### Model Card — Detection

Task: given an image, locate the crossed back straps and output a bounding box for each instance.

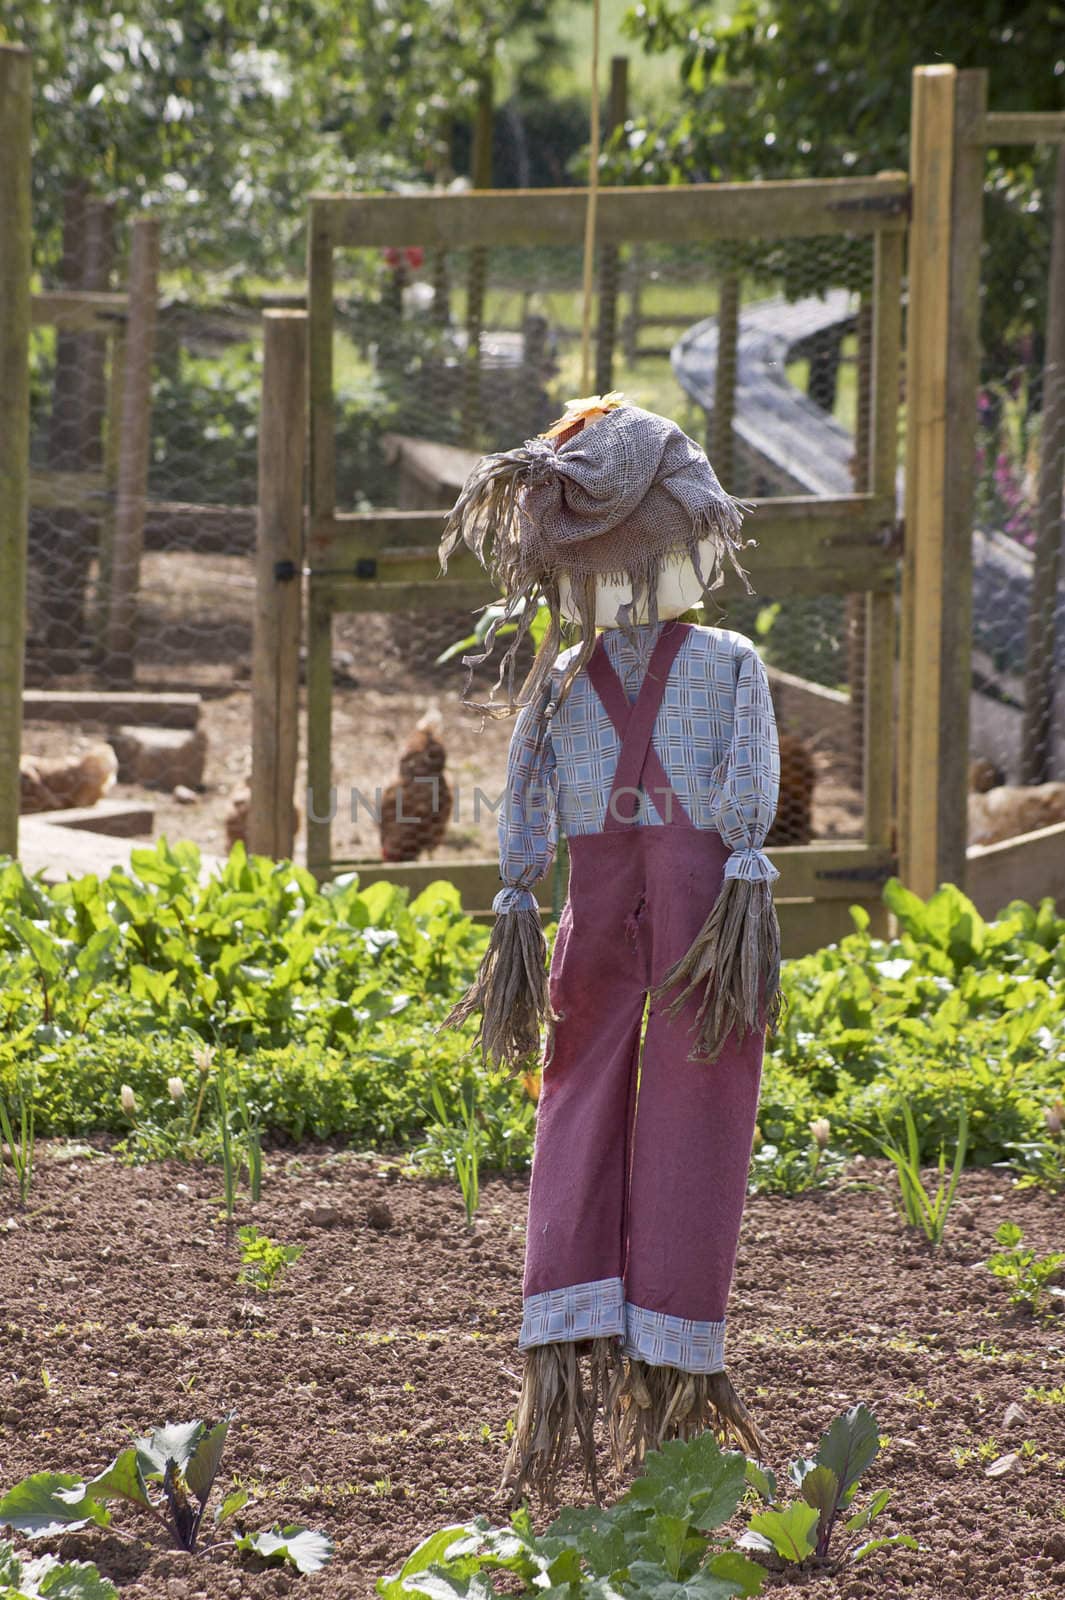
[585,621,694,831]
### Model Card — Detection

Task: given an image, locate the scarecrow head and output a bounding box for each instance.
[439,394,756,718]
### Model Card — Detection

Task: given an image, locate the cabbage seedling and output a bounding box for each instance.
[739,1404,917,1567]
[0,1416,333,1574]
[0,1539,117,1599]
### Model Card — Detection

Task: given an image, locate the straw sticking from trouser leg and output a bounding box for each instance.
[502,1338,625,1508]
[652,876,784,1062]
[440,906,555,1072]
[614,1360,769,1469]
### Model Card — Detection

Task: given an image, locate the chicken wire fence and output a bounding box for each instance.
[18,205,890,867]
[322,230,879,863]
[967,140,1065,837]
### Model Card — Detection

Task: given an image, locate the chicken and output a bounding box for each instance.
[223,779,301,853]
[224,781,251,850]
[19,743,117,813]
[379,709,453,862]
[765,733,817,846]
[968,781,1065,846]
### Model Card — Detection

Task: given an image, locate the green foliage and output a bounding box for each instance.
[237,1225,304,1291]
[619,1,1062,358]
[0,1540,118,1600]
[1,855,1061,1192]
[984,1222,1065,1320]
[0,1417,332,1570]
[863,1098,968,1246]
[423,1080,483,1226]
[0,1067,35,1205]
[0,0,580,276]
[377,1430,764,1596]
[232,1525,334,1574]
[739,1404,916,1566]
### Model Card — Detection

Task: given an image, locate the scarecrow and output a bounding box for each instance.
[439,394,784,1505]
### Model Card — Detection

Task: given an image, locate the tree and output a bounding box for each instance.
[615,0,1064,358]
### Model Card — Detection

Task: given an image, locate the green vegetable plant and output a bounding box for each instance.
[0,1069,35,1205]
[739,1404,917,1569]
[984,1222,1065,1319]
[748,1116,848,1196]
[998,1101,1065,1193]
[237,1225,303,1291]
[863,1097,968,1247]
[377,1429,766,1597]
[0,1415,333,1575]
[0,1539,117,1599]
[425,1079,481,1226]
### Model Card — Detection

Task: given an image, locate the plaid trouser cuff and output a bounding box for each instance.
[518,1277,625,1348]
[622,1303,726,1372]
[518,1281,726,1374]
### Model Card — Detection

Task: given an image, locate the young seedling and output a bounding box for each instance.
[864,1098,968,1247]
[739,1404,917,1568]
[427,1079,481,1226]
[0,1071,36,1206]
[0,1415,333,1575]
[984,1222,1065,1319]
[237,1225,303,1291]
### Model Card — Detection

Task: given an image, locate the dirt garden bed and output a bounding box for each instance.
[2,1147,1063,1598]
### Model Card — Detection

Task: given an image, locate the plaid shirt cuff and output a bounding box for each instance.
[493,886,540,914]
[723,846,779,885]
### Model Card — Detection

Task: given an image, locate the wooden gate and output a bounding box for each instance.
[301,176,907,954]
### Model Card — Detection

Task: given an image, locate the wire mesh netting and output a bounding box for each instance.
[322,230,879,865]
[967,143,1065,848]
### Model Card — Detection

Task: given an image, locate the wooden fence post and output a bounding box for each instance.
[249,311,307,859]
[103,216,160,682]
[594,56,629,395]
[899,65,957,897]
[0,45,32,860]
[711,274,740,487]
[461,72,493,441]
[1020,142,1065,783]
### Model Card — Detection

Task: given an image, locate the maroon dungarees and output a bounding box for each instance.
[520,622,764,1372]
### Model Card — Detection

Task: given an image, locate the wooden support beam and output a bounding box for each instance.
[0,44,32,860]
[249,311,307,859]
[981,113,1065,146]
[711,274,739,485]
[305,587,334,875]
[1020,143,1065,784]
[865,225,905,896]
[594,56,629,395]
[899,65,956,898]
[31,290,129,331]
[102,217,160,682]
[23,689,201,728]
[937,72,987,878]
[313,177,910,250]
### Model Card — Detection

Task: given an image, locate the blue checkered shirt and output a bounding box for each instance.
[493,623,780,913]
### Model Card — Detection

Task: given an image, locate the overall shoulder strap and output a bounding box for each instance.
[586,622,694,829]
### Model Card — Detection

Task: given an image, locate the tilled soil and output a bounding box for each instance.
[2,1148,1063,1598]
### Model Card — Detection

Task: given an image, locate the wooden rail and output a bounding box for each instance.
[0,44,32,859]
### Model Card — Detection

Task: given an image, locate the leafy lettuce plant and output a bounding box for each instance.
[378,1430,767,1597]
[0,1539,117,1599]
[0,1416,332,1575]
[739,1404,916,1568]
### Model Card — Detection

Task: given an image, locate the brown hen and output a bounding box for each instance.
[379,710,453,862]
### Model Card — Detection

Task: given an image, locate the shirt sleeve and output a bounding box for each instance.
[493,692,559,914]
[709,644,781,885]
